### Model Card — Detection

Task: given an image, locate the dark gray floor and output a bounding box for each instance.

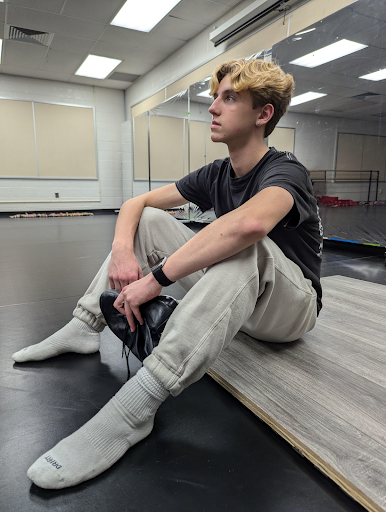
[1,214,385,512]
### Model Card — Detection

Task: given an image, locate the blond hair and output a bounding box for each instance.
[210,58,294,137]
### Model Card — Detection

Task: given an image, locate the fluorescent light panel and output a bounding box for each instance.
[197,89,212,98]
[75,55,122,79]
[360,68,386,81]
[290,92,327,106]
[290,39,367,68]
[295,28,316,35]
[111,0,182,32]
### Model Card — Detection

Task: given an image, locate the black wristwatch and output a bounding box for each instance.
[151,257,175,287]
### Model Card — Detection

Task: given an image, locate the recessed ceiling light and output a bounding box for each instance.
[111,0,182,32]
[289,39,367,68]
[290,92,327,106]
[295,28,316,35]
[359,68,386,81]
[75,55,122,79]
[197,89,212,98]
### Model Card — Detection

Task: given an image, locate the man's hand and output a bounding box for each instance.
[109,246,143,291]
[113,273,162,332]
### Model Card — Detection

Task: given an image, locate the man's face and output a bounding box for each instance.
[208,74,260,146]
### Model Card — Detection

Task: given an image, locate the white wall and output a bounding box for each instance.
[0,74,125,212]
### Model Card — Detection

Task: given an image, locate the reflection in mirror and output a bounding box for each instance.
[188,76,229,223]
[133,91,195,221]
[272,0,386,247]
[133,112,150,195]
[133,91,189,196]
[149,90,189,190]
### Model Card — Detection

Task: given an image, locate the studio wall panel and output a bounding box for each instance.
[190,120,206,172]
[0,99,38,177]
[362,135,386,182]
[268,127,295,153]
[34,103,97,178]
[134,114,149,180]
[150,116,184,181]
[336,133,364,172]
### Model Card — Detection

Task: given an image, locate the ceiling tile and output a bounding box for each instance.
[169,0,231,26]
[152,16,206,42]
[100,25,150,46]
[352,0,386,24]
[109,71,139,82]
[50,34,96,54]
[92,40,169,62]
[114,59,154,76]
[40,48,86,74]
[94,34,185,61]
[69,74,127,90]
[62,0,124,24]
[100,25,185,54]
[359,81,386,96]
[337,102,386,117]
[325,46,386,75]
[343,54,386,79]
[0,64,72,83]
[316,10,377,43]
[7,0,66,14]
[2,40,47,69]
[354,21,386,50]
[7,5,106,40]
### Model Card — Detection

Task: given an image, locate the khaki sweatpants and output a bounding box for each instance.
[73,207,317,396]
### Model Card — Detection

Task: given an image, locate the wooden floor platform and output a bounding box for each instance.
[208,276,386,512]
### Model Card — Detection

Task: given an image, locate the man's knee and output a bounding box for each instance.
[138,207,168,229]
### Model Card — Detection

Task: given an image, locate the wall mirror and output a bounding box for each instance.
[271,0,386,247]
[133,91,189,202]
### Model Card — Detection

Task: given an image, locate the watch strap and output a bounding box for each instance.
[151,258,175,287]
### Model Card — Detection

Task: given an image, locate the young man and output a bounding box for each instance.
[13,58,322,489]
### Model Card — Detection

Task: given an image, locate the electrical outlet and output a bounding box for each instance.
[55,192,59,198]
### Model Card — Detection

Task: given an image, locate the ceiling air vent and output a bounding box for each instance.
[7,26,54,47]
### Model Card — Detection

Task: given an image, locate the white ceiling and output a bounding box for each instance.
[273,0,386,122]
[0,0,244,89]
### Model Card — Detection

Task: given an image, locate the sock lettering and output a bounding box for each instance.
[45,455,62,469]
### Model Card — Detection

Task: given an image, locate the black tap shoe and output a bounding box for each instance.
[100,290,178,379]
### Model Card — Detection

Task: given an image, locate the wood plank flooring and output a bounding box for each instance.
[208,275,386,512]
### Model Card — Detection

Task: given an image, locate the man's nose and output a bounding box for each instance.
[208,97,219,115]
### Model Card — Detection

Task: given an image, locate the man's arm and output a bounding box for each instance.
[162,186,294,282]
[109,184,188,290]
[115,185,295,332]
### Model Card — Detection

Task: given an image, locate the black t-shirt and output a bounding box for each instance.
[176,147,323,314]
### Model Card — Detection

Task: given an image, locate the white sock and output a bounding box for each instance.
[12,318,100,363]
[27,367,169,489]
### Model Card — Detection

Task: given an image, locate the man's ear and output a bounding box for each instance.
[256,104,274,127]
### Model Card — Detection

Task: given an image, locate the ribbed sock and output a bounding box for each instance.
[12,318,100,363]
[27,367,169,489]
